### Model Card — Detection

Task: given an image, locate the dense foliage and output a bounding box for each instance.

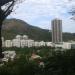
[0,47,75,75]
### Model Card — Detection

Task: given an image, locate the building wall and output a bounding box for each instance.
[5,40,12,47]
[51,18,62,44]
[12,39,20,47]
[62,42,71,49]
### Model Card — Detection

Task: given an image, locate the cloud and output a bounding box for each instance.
[8,0,75,33]
[62,18,75,33]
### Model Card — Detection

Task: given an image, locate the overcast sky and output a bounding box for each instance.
[8,0,75,33]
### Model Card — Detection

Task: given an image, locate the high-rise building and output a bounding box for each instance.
[51,18,62,44]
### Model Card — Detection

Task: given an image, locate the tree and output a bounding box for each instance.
[68,0,75,20]
[0,0,24,58]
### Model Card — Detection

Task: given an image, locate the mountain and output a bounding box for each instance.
[2,19,75,41]
[2,19,51,41]
[63,32,75,41]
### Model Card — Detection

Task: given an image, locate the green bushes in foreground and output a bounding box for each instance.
[0,47,75,75]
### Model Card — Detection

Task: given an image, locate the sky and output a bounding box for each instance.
[7,0,75,33]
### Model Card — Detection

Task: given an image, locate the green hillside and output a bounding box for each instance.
[2,19,51,41]
[2,19,75,41]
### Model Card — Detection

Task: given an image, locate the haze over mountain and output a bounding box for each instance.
[2,19,75,41]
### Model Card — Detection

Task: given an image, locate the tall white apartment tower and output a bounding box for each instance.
[51,18,62,44]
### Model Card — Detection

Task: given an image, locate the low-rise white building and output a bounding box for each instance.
[3,35,75,49]
[46,42,52,47]
[55,44,63,48]
[16,35,22,40]
[23,35,28,40]
[39,41,46,46]
[12,39,20,47]
[27,39,34,47]
[5,40,12,47]
[34,42,40,47]
[62,42,71,49]
[20,40,28,48]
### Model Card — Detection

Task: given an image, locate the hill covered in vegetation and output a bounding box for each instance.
[2,19,75,41]
[2,19,51,41]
